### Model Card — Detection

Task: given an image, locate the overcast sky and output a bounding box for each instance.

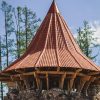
[0,0,100,64]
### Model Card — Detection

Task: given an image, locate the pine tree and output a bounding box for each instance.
[23,7,40,48]
[13,6,22,58]
[0,36,3,100]
[1,1,40,64]
[1,1,15,66]
[77,21,99,60]
[14,6,40,56]
[0,1,40,98]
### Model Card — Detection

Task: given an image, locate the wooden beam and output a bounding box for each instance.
[46,73,49,90]
[82,76,91,81]
[59,72,66,89]
[13,71,87,77]
[15,69,25,73]
[22,72,34,76]
[10,75,20,81]
[76,69,82,73]
[1,73,10,76]
[7,82,16,88]
[0,79,11,82]
[88,72,100,76]
[0,77,10,80]
[10,76,20,81]
[19,75,25,80]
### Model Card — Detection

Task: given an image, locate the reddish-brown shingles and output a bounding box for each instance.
[4,1,100,72]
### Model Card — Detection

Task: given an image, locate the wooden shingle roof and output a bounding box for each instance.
[4,0,100,72]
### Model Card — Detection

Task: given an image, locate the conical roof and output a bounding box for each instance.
[4,1,100,72]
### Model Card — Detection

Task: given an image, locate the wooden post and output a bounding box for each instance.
[83,77,96,96]
[10,76,15,81]
[23,79,30,89]
[68,69,82,94]
[77,76,91,93]
[34,72,40,89]
[19,75,30,89]
[67,74,77,94]
[46,73,49,90]
[15,81,22,90]
[59,73,66,89]
[57,67,60,71]
[10,76,23,90]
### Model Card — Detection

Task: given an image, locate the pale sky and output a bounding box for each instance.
[0,0,100,33]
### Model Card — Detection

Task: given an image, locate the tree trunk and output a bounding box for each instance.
[0,36,3,100]
[5,11,9,66]
[25,7,28,49]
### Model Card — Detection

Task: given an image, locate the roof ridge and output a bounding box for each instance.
[3,1,100,72]
[16,14,51,69]
[48,0,59,13]
[57,14,83,68]
[54,13,61,68]
[60,15,99,71]
[34,14,53,67]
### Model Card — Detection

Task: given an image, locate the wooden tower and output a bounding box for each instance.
[0,0,100,95]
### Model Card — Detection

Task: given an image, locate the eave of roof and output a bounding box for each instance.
[2,0,100,73]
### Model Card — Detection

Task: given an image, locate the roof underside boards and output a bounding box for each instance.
[4,1,100,72]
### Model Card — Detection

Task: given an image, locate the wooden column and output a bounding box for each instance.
[77,76,91,93]
[83,77,96,96]
[68,75,76,93]
[68,69,82,94]
[46,73,49,90]
[34,72,40,89]
[16,81,22,90]
[59,72,66,89]
[19,75,30,89]
[24,80,30,89]
[11,75,24,90]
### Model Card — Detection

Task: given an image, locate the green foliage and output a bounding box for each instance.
[0,1,40,99]
[1,1,15,67]
[77,21,99,60]
[0,1,40,65]
[13,6,40,57]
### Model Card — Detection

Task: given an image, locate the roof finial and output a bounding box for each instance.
[48,0,59,13]
[53,0,55,2]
